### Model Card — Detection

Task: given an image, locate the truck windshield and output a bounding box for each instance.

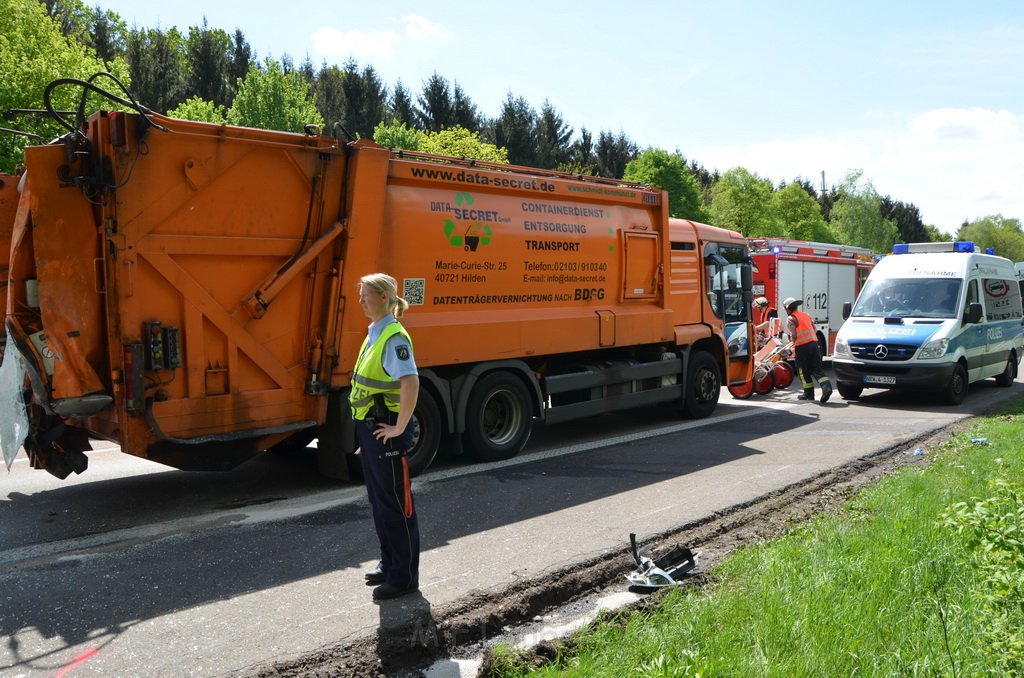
[852,278,962,319]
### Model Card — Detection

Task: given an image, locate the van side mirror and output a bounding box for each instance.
[965,302,983,324]
[842,301,852,320]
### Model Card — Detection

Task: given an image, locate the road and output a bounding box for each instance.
[1,375,1021,677]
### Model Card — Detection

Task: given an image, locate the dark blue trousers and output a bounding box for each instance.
[356,417,419,589]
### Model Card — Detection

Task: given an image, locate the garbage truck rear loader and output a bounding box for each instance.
[4,101,754,480]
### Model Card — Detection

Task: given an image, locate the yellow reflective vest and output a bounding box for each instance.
[349,321,413,421]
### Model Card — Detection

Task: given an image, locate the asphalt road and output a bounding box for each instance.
[2,374,1021,677]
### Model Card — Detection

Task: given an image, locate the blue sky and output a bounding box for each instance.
[96,1,1024,236]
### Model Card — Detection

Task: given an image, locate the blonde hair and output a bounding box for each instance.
[360,273,410,318]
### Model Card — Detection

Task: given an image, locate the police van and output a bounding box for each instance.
[832,242,1024,404]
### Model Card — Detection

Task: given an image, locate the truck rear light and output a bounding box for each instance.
[124,343,145,413]
[145,321,165,370]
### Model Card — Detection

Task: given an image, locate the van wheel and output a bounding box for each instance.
[837,384,862,400]
[995,354,1017,387]
[465,372,532,462]
[682,351,720,419]
[943,363,968,405]
[406,389,442,476]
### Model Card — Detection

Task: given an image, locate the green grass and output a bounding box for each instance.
[487,400,1024,677]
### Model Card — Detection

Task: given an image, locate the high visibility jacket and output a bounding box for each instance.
[756,305,776,326]
[790,310,816,347]
[349,321,413,421]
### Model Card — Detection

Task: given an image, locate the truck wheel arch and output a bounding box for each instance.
[450,360,543,433]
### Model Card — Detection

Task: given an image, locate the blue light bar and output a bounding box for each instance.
[892,243,909,254]
[771,245,781,254]
[955,241,975,252]
[985,247,995,255]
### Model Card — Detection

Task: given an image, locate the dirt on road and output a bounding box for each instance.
[253,423,960,678]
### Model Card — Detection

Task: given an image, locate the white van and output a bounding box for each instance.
[833,242,1024,404]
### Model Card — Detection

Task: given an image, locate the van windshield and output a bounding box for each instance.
[852,278,962,318]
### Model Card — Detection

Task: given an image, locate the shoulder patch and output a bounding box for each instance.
[395,344,410,361]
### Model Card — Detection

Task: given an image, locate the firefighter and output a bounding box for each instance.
[783,297,833,403]
[351,273,421,601]
[752,297,777,348]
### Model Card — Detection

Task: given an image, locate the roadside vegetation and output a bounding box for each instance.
[486,399,1024,677]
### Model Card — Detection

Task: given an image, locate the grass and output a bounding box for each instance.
[486,399,1024,677]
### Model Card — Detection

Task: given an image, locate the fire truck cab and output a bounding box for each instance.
[749,238,874,356]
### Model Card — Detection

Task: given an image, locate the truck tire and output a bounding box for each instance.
[837,383,862,400]
[406,389,442,476]
[995,353,1017,387]
[464,371,532,462]
[942,363,968,405]
[682,351,720,419]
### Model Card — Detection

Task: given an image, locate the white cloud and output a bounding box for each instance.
[401,14,450,41]
[693,107,1024,235]
[309,14,449,62]
[310,26,399,58]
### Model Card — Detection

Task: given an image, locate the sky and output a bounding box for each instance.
[93,1,1024,236]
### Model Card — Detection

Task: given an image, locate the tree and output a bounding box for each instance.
[226,58,323,133]
[828,170,899,253]
[493,93,537,167]
[313,63,346,133]
[338,59,387,139]
[372,121,422,150]
[881,196,929,244]
[186,19,233,109]
[415,72,454,132]
[0,0,129,171]
[451,81,480,131]
[389,80,415,126]
[955,215,1024,261]
[227,28,253,100]
[568,126,597,175]
[88,7,127,66]
[42,0,92,45]
[167,96,225,123]
[126,25,188,113]
[623,149,706,221]
[771,182,832,241]
[707,167,774,236]
[535,100,572,170]
[595,131,637,179]
[418,126,508,163]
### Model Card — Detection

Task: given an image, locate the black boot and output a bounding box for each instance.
[798,389,814,401]
[820,382,833,404]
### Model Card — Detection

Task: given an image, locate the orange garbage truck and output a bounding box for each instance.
[2,84,755,480]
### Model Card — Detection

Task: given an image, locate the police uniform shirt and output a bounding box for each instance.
[365,314,418,380]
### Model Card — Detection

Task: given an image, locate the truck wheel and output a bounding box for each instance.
[465,372,532,462]
[682,351,720,419]
[942,363,968,405]
[995,354,1017,387]
[406,389,442,476]
[837,384,862,400]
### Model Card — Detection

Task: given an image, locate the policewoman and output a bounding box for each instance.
[783,297,833,404]
[351,273,420,601]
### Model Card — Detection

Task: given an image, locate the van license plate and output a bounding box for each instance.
[865,375,896,385]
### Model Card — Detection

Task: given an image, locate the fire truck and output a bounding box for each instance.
[749,238,875,356]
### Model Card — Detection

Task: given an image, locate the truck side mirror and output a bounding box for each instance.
[842,301,852,320]
[740,264,753,292]
[965,302,983,324]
